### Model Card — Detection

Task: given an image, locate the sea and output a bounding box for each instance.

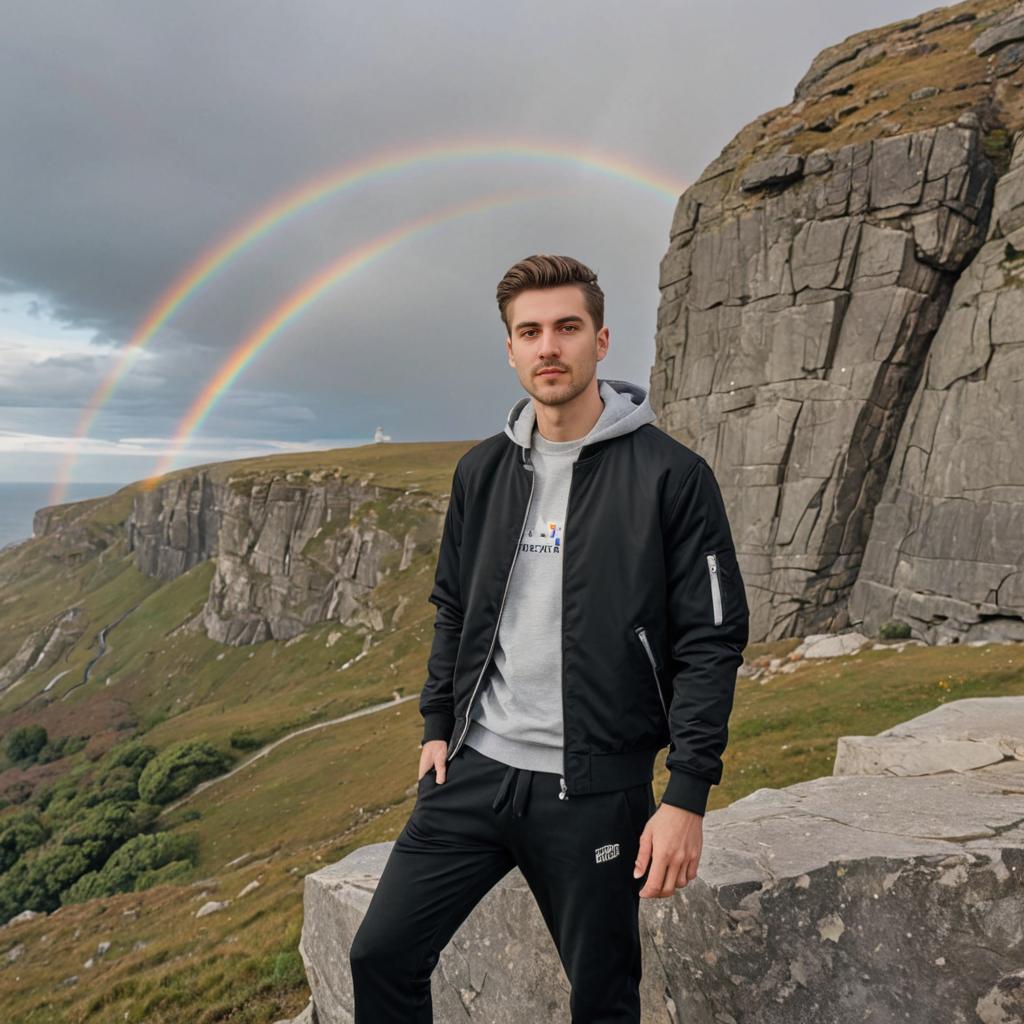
[0,482,122,551]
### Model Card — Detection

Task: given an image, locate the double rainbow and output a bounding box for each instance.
[139,187,557,488]
[51,138,686,503]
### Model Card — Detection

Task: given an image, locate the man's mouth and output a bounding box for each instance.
[537,368,565,377]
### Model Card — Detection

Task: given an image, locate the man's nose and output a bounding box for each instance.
[537,329,561,355]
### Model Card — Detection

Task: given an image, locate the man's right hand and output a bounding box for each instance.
[418,739,449,784]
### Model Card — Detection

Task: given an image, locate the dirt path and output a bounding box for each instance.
[159,692,420,816]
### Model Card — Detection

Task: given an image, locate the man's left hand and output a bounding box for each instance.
[633,803,703,898]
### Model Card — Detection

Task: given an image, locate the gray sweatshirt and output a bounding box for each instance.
[463,378,658,773]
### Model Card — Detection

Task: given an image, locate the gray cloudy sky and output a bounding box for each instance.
[0,0,928,485]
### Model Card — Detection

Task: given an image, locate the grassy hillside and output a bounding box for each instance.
[0,440,1022,1023]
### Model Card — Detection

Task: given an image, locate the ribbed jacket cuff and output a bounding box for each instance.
[660,769,711,816]
[421,711,455,746]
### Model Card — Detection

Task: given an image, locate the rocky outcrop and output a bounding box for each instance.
[28,497,120,565]
[128,468,446,645]
[0,607,86,695]
[650,2,1024,644]
[847,128,1024,644]
[300,693,1024,1024]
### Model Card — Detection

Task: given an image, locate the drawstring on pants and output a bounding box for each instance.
[491,764,534,817]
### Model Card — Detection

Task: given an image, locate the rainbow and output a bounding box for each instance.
[140,188,557,489]
[50,138,685,506]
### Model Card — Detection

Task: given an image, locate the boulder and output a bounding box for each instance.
[299,697,1024,1023]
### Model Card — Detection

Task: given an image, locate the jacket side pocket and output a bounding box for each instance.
[706,552,723,626]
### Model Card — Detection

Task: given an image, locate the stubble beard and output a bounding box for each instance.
[529,364,595,408]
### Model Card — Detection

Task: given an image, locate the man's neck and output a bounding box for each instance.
[533,382,604,442]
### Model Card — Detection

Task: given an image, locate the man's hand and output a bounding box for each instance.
[418,739,449,784]
[633,803,703,898]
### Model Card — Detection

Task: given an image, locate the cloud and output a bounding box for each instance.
[0,428,367,461]
[0,0,931,474]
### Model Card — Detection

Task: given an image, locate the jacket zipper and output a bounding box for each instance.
[446,451,536,763]
[634,625,669,726]
[707,552,723,626]
[558,461,579,801]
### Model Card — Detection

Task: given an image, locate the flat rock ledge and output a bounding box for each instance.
[295,697,1024,1023]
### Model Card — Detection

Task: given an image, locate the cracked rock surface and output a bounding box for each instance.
[847,128,1024,645]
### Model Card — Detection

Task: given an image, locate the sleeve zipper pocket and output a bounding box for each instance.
[634,625,669,725]
[706,553,723,626]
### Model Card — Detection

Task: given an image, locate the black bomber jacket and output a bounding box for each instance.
[418,396,750,817]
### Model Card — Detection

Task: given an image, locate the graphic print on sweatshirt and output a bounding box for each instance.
[521,513,563,555]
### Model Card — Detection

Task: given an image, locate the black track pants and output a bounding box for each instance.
[349,742,657,1023]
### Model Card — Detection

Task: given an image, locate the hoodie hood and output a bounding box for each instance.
[504,377,657,450]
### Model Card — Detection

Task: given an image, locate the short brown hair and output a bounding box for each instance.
[496,254,604,335]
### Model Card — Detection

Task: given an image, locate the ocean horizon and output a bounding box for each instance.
[0,481,123,550]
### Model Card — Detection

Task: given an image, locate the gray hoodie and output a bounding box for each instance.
[463,378,658,774]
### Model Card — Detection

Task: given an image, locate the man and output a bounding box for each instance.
[350,254,749,1022]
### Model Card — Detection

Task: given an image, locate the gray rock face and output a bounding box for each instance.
[972,3,1024,56]
[127,469,446,646]
[651,121,996,642]
[128,472,221,580]
[847,129,1024,645]
[739,153,804,192]
[835,696,1024,775]
[302,696,1024,1023]
[0,606,85,695]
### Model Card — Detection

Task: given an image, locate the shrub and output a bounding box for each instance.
[0,811,50,872]
[37,769,91,822]
[266,948,306,990]
[879,619,912,640]
[89,765,146,806]
[137,740,232,805]
[64,735,89,757]
[0,843,92,921]
[35,735,71,764]
[5,724,48,763]
[57,800,141,865]
[102,739,156,773]
[229,727,273,751]
[61,831,199,903]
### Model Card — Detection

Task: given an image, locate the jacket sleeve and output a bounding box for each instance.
[419,460,466,746]
[659,456,750,816]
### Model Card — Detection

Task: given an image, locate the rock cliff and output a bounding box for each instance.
[651,0,1024,644]
[125,467,446,645]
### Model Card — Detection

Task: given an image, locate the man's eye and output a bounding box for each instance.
[562,325,577,332]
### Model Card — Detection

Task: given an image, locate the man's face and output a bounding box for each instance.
[505,284,609,406]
